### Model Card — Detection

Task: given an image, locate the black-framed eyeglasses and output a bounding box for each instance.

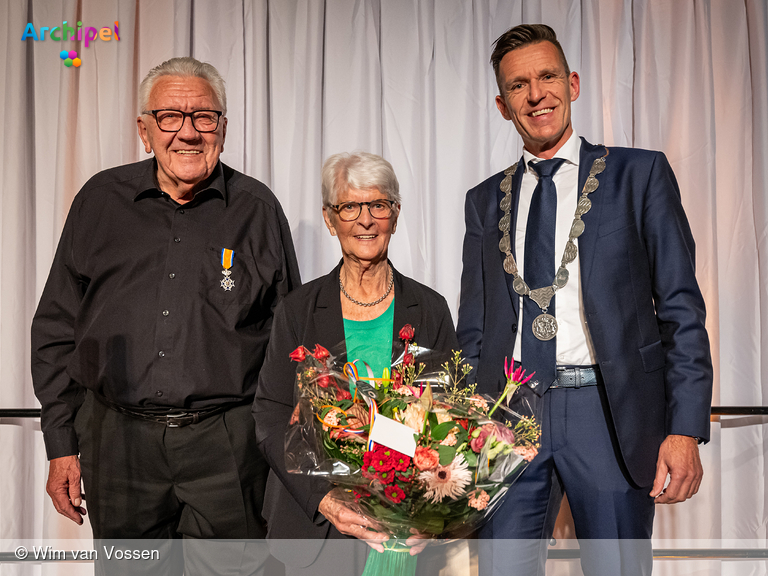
[143,109,223,133]
[329,199,395,222]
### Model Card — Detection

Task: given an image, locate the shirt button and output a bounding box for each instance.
[169,273,176,279]
[179,209,185,215]
[158,351,165,357]
[156,391,163,397]
[174,237,181,243]
[511,323,518,333]
[162,310,169,316]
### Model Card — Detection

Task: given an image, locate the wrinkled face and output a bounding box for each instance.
[137,76,227,195]
[495,41,580,159]
[323,188,399,265]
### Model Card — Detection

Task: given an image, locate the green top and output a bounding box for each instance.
[343,298,395,382]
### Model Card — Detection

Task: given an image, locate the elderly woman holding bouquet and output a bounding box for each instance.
[252,152,459,575]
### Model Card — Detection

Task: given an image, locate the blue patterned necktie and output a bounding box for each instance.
[523,158,566,393]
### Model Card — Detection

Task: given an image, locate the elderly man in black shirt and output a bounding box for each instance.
[31,57,300,573]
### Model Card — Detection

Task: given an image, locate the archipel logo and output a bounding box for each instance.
[21,21,120,67]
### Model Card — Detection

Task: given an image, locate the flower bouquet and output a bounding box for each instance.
[284,325,541,576]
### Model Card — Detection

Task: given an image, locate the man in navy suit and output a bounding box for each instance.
[457,24,712,576]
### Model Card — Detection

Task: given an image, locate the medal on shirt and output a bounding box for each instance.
[496,151,610,341]
[220,248,235,291]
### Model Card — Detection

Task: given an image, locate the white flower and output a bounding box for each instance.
[419,453,472,503]
[440,432,458,446]
[402,404,426,432]
[435,411,453,424]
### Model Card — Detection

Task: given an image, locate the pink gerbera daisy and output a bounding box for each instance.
[418,453,471,503]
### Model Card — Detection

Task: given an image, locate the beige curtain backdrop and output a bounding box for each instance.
[1,0,767,574]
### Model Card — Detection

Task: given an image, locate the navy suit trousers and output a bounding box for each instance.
[479,382,655,576]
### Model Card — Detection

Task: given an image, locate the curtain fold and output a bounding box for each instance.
[2,1,766,573]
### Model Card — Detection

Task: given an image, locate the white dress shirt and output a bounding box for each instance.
[512,131,597,367]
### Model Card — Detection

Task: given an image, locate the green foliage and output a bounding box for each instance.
[322,434,344,461]
[464,450,478,467]
[437,444,457,466]
[431,421,459,441]
[380,397,408,416]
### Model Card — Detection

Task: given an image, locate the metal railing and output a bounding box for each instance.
[3,407,768,418]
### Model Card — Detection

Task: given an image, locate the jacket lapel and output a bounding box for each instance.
[500,158,525,319]
[314,262,419,355]
[576,138,608,289]
[313,261,347,353]
[392,264,420,343]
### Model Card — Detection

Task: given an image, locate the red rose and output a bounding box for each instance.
[289,346,308,362]
[396,468,416,482]
[354,487,371,500]
[372,451,395,472]
[413,446,439,471]
[392,451,411,472]
[375,469,396,484]
[312,344,330,361]
[399,324,415,341]
[393,370,403,389]
[316,374,330,388]
[403,352,414,366]
[335,388,352,401]
[362,452,377,479]
[362,466,376,479]
[384,485,406,503]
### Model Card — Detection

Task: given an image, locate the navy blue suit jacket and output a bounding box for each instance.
[456,138,712,487]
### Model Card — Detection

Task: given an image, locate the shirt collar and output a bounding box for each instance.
[522,130,580,170]
[134,159,228,205]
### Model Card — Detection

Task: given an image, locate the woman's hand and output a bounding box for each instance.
[318,491,389,552]
[404,528,432,555]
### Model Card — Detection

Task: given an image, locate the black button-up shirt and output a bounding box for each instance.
[32,159,301,459]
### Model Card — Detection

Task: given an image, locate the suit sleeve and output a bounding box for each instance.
[275,205,302,299]
[456,190,485,383]
[31,197,87,460]
[433,295,460,353]
[252,300,331,522]
[642,153,713,441]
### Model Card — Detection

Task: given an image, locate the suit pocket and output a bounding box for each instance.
[597,212,636,237]
[639,340,665,373]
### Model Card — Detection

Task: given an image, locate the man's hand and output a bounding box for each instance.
[46,455,86,524]
[650,434,702,504]
[318,491,389,552]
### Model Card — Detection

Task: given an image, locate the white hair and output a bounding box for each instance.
[321,152,401,206]
[138,57,227,114]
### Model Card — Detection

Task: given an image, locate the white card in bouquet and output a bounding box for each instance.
[369,414,417,457]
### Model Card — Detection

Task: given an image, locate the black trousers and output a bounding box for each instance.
[75,391,272,575]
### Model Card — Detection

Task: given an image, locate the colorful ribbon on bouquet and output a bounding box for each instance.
[344,362,380,450]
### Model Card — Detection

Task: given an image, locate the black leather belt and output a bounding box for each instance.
[95,395,243,428]
[549,366,600,389]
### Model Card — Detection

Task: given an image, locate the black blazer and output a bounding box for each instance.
[456,138,713,487]
[253,261,458,566]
